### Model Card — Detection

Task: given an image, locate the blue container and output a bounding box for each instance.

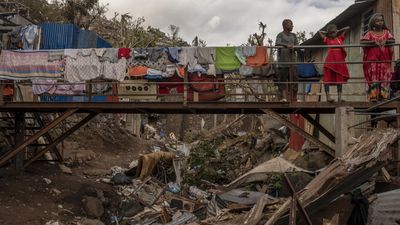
[297,64,319,78]
[40,23,79,49]
[77,30,97,48]
[96,36,112,48]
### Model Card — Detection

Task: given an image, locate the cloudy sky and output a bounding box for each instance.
[98,0,354,46]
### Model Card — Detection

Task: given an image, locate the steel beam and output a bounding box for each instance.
[301,114,335,143]
[24,112,97,168]
[0,109,78,167]
[33,112,63,162]
[262,109,335,157]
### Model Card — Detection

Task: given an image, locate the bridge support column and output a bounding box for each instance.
[335,107,354,157]
[14,112,25,171]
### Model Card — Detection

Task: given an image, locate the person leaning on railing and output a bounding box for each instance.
[360,13,395,102]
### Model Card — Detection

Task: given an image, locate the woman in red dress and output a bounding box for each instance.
[319,24,350,102]
[361,13,395,101]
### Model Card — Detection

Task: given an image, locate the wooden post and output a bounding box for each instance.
[335,107,355,157]
[14,112,25,171]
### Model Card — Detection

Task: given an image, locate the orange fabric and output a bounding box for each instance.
[3,85,14,96]
[128,66,148,77]
[177,66,185,78]
[246,46,269,67]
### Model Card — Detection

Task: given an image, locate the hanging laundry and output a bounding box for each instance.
[167,47,181,63]
[144,68,165,80]
[164,64,177,78]
[128,66,149,78]
[195,47,216,64]
[102,48,118,63]
[246,46,268,67]
[118,48,131,59]
[235,47,246,65]
[147,48,164,62]
[65,51,102,82]
[32,79,85,95]
[188,64,207,74]
[188,73,219,92]
[48,50,64,61]
[0,50,63,80]
[22,25,39,50]
[215,47,241,71]
[64,49,79,58]
[239,65,254,76]
[158,74,184,95]
[102,58,127,81]
[243,46,257,57]
[179,47,198,70]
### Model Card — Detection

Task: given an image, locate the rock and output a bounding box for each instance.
[120,199,144,217]
[82,196,104,218]
[43,178,52,185]
[81,218,105,225]
[111,172,132,185]
[59,164,73,175]
[50,188,62,196]
[45,221,64,225]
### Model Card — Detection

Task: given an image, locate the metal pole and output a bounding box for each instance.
[14,112,25,171]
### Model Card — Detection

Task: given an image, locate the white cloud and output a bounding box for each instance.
[99,0,353,46]
[207,16,221,30]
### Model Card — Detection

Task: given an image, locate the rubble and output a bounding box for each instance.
[265,128,400,225]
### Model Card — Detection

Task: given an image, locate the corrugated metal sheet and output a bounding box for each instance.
[96,36,112,48]
[77,29,97,48]
[368,189,400,225]
[40,23,79,49]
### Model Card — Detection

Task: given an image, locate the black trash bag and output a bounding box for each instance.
[347,189,369,225]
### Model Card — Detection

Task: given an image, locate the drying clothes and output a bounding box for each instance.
[64,49,79,59]
[92,83,111,94]
[167,47,181,63]
[164,64,177,78]
[243,46,257,57]
[95,48,106,58]
[0,50,63,80]
[158,74,184,95]
[133,48,148,59]
[102,48,118,63]
[65,51,102,82]
[102,58,127,81]
[147,48,164,62]
[48,50,64,61]
[188,64,207,74]
[133,51,168,71]
[145,68,164,80]
[235,47,246,64]
[195,47,216,64]
[32,79,85,95]
[128,66,149,77]
[239,65,254,76]
[118,48,131,59]
[22,25,39,50]
[246,46,268,67]
[179,47,198,70]
[215,47,241,71]
[207,64,216,76]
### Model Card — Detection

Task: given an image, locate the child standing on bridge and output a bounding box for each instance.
[361,13,395,101]
[319,24,350,102]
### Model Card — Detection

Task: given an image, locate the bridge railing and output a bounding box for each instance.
[1,43,399,104]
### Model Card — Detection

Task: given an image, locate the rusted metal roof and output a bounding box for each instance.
[302,0,377,45]
[368,189,400,225]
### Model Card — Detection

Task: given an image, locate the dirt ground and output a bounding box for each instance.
[0,116,154,225]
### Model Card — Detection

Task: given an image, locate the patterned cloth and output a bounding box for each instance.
[0,50,63,80]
